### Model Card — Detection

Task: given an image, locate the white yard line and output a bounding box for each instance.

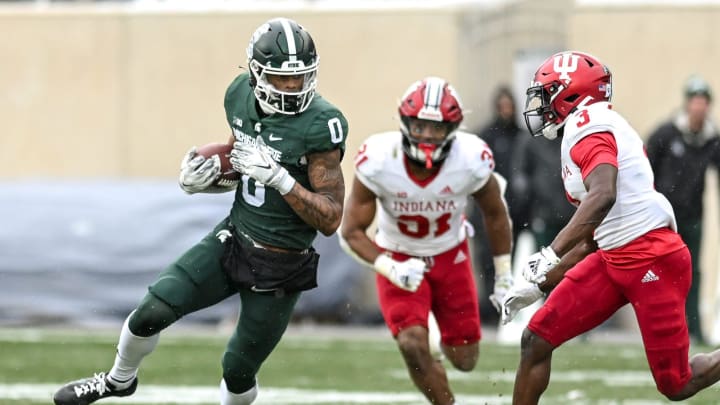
[0,383,511,404]
[4,382,697,404]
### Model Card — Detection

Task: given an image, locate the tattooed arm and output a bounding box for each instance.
[283,149,345,236]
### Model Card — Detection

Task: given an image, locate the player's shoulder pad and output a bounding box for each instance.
[224,72,250,105]
[563,101,617,144]
[454,130,491,154]
[453,131,496,181]
[354,131,399,180]
[302,95,349,154]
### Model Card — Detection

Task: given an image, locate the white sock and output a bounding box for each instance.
[220,379,258,405]
[107,311,159,387]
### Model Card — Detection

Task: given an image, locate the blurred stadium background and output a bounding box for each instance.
[1,0,719,403]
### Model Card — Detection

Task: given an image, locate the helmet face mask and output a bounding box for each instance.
[524,81,566,140]
[398,77,464,169]
[401,118,457,169]
[523,51,612,140]
[246,18,319,115]
[250,66,318,114]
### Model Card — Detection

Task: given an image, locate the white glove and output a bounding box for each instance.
[374,254,427,292]
[489,273,514,313]
[522,246,560,284]
[488,254,513,313]
[229,136,296,195]
[500,281,545,325]
[179,147,221,194]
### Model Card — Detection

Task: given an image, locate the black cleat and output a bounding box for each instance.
[53,372,137,405]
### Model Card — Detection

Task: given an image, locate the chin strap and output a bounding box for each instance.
[542,123,560,140]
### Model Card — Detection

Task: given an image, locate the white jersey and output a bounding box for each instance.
[355,131,495,256]
[561,102,676,250]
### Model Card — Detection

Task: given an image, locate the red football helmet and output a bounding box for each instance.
[398,77,464,168]
[524,51,612,139]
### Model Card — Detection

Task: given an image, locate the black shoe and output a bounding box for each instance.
[53,372,138,405]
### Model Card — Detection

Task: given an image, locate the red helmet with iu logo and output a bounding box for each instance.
[399,77,464,168]
[524,51,612,140]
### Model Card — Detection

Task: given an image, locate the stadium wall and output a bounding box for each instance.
[1,0,719,337]
[2,1,718,173]
[0,1,571,180]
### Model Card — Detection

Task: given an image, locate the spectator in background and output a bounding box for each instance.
[510,132,575,251]
[646,75,720,345]
[468,85,529,324]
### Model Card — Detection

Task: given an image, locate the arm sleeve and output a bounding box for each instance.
[569,132,618,180]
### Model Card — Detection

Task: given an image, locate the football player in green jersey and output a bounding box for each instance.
[53,17,348,405]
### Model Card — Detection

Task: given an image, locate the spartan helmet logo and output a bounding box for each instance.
[216,229,232,243]
[553,53,580,82]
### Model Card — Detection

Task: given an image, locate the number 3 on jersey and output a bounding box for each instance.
[398,213,451,238]
[577,109,590,127]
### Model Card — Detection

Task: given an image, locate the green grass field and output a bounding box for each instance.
[0,326,717,404]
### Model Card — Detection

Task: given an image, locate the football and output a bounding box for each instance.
[196,142,241,182]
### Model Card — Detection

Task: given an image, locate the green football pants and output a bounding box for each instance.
[130,218,301,393]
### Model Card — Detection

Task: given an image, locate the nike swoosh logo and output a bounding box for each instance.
[250,285,277,293]
[268,134,283,141]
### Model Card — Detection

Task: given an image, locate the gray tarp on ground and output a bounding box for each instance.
[0,180,374,326]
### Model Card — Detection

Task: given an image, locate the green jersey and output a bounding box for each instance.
[224,73,348,250]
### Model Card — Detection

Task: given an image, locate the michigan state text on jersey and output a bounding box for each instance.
[224,72,347,250]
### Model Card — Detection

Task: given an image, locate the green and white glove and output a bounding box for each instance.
[229,136,295,195]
